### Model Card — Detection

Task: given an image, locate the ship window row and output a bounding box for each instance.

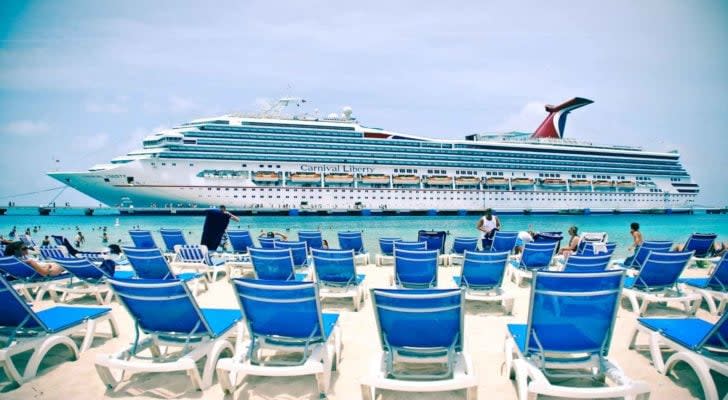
[394,168,419,173]
[427,169,446,174]
[571,174,587,179]
[539,173,561,178]
[456,170,477,175]
[158,152,689,177]
[241,121,357,131]
[183,134,681,167]
[486,171,505,176]
[164,145,685,174]
[199,125,360,137]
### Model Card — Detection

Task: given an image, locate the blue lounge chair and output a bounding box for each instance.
[681,233,718,260]
[680,253,728,315]
[562,254,612,272]
[217,279,341,397]
[274,240,310,269]
[0,256,69,302]
[393,241,427,251]
[159,228,188,253]
[505,270,650,400]
[361,288,477,400]
[223,230,255,277]
[0,275,117,386]
[227,230,254,254]
[122,247,208,293]
[392,249,438,288]
[337,230,370,265]
[622,251,701,316]
[258,237,278,249]
[375,237,401,266]
[249,247,307,281]
[579,241,617,256]
[620,240,673,268]
[312,248,366,310]
[532,231,563,251]
[171,244,228,282]
[128,230,157,249]
[39,245,68,261]
[445,237,479,266]
[52,257,134,304]
[453,250,513,314]
[508,241,558,286]
[298,230,324,251]
[96,278,242,391]
[417,230,447,253]
[490,230,519,253]
[629,312,728,400]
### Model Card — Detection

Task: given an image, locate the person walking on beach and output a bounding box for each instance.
[476,208,501,249]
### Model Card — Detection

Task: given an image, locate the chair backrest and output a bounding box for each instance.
[227,230,254,253]
[394,249,439,288]
[698,311,728,352]
[39,245,69,260]
[533,231,563,244]
[109,278,220,338]
[683,233,718,258]
[579,242,617,256]
[705,253,728,291]
[633,251,693,291]
[630,240,673,268]
[0,256,40,280]
[159,229,187,253]
[524,270,624,357]
[417,230,447,253]
[337,231,365,253]
[0,275,47,331]
[232,278,326,342]
[129,230,157,249]
[274,241,308,268]
[175,244,211,264]
[55,257,108,281]
[298,231,324,250]
[378,237,401,256]
[122,247,175,279]
[51,235,80,256]
[520,242,558,269]
[372,288,463,352]
[80,251,105,263]
[393,241,427,251]
[459,250,510,289]
[563,254,612,272]
[311,248,357,285]
[258,237,278,249]
[249,247,296,280]
[580,231,608,243]
[451,237,479,255]
[490,231,519,253]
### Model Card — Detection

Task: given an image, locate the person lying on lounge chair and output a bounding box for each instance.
[5,241,65,276]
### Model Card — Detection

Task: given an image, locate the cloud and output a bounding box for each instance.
[168,95,198,113]
[84,101,127,113]
[492,101,547,133]
[0,120,50,136]
[79,132,110,151]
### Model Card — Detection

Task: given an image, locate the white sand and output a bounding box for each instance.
[1,262,724,400]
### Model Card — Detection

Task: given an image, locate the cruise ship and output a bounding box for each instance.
[49,97,699,214]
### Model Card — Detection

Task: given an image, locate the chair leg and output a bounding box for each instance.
[628,326,640,350]
[24,335,79,381]
[2,354,25,385]
[664,351,720,400]
[648,331,666,373]
[360,384,375,400]
[466,385,478,400]
[80,319,98,352]
[201,339,234,389]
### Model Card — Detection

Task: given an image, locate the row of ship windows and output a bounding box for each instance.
[199,194,687,202]
[158,153,688,176]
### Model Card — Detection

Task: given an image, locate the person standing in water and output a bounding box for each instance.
[476,208,501,250]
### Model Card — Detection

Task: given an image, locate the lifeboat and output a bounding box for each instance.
[289,172,321,184]
[485,177,509,187]
[454,176,480,186]
[510,178,535,188]
[540,178,567,189]
[325,173,354,184]
[592,180,614,190]
[616,180,636,191]
[392,174,420,185]
[425,176,452,186]
[568,179,592,189]
[252,171,280,182]
[360,174,390,185]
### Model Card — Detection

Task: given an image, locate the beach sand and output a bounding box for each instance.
[1,261,725,400]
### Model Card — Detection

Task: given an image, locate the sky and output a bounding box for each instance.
[0,1,727,207]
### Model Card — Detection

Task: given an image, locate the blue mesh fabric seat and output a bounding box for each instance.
[128,230,158,249]
[509,242,557,286]
[361,288,477,399]
[562,254,612,272]
[622,251,700,316]
[0,275,117,386]
[532,231,563,251]
[222,230,255,277]
[417,230,447,253]
[312,249,366,310]
[159,228,188,253]
[258,237,277,249]
[298,231,324,251]
[490,231,519,253]
[337,231,370,265]
[249,247,307,281]
[446,237,480,266]
[453,251,513,314]
[679,252,728,315]
[217,279,341,397]
[0,256,70,302]
[122,247,208,293]
[274,240,310,269]
[227,230,254,254]
[505,270,649,399]
[578,241,617,256]
[393,249,438,288]
[393,241,427,251]
[171,244,227,282]
[39,245,68,261]
[621,240,673,268]
[682,233,718,259]
[375,237,401,266]
[53,257,133,304]
[630,311,728,400]
[96,278,242,391]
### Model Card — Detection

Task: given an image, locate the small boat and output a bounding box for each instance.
[454,176,480,186]
[616,180,636,191]
[568,179,591,189]
[540,178,567,189]
[592,180,614,190]
[289,172,322,184]
[510,178,535,188]
[253,171,280,182]
[485,177,509,187]
[360,174,390,185]
[425,176,452,186]
[324,173,354,184]
[392,174,420,185]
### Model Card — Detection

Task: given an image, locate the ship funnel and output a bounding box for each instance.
[531,97,593,139]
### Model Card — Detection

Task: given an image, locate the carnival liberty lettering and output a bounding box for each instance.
[300,164,375,173]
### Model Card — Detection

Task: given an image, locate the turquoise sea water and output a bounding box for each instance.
[2,211,728,258]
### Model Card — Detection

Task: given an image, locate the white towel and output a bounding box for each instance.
[592,242,608,254]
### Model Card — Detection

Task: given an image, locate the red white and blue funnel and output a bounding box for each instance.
[531,97,593,139]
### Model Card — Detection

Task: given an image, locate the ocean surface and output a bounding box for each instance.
[2,209,728,258]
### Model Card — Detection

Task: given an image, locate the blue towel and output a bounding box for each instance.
[201,209,231,251]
